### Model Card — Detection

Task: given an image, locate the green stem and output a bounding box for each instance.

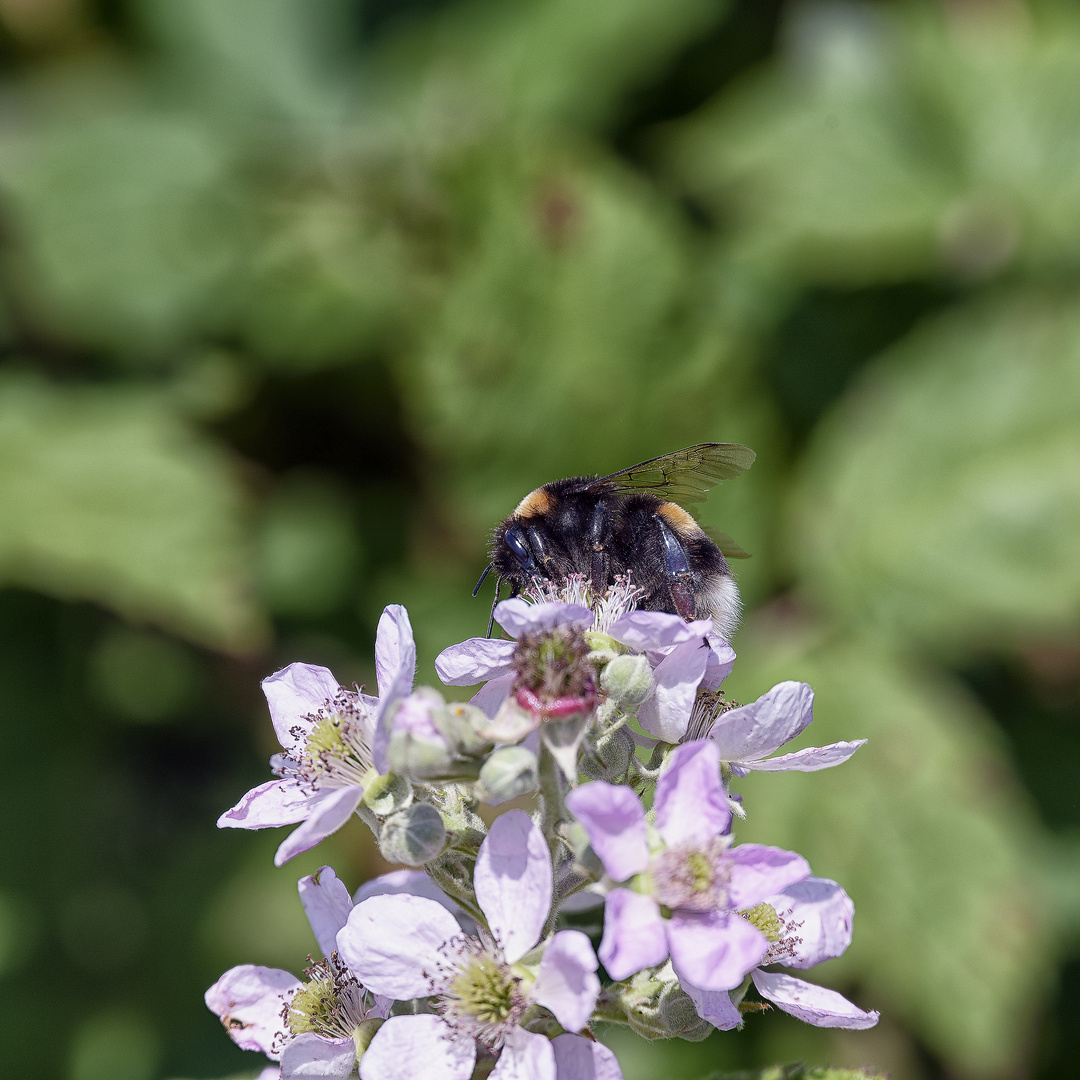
[538,741,567,936]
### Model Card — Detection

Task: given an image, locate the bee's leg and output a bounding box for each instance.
[524,523,558,580]
[589,502,608,589]
[486,575,503,637]
[656,517,697,620]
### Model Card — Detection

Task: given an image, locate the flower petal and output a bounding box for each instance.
[700,634,736,691]
[531,930,600,1033]
[359,1015,474,1080]
[770,877,854,968]
[747,740,867,772]
[205,964,300,1058]
[470,672,515,719]
[751,970,879,1029]
[274,786,365,867]
[607,612,711,651]
[636,638,710,742]
[709,682,813,763]
[667,910,768,992]
[551,1034,624,1080]
[374,605,416,700]
[337,894,460,999]
[217,778,312,830]
[263,664,341,750]
[474,810,551,963]
[354,868,476,934]
[372,606,416,772]
[435,638,517,685]
[298,866,354,958]
[490,1026,556,1080]
[725,844,810,910]
[495,598,593,637]
[281,1033,356,1079]
[565,783,649,882]
[681,979,742,1031]
[599,889,667,981]
[654,741,730,848]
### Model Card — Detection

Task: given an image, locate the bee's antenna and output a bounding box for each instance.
[486,575,503,638]
[473,563,493,597]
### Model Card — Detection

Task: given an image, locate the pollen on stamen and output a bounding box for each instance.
[430,931,528,1051]
[522,573,643,633]
[290,690,374,792]
[284,954,378,1044]
[652,837,731,913]
[739,903,803,965]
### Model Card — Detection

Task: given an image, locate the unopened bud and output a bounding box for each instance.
[435,702,495,758]
[362,769,412,815]
[478,746,539,804]
[595,724,635,775]
[378,803,446,866]
[621,962,712,1041]
[600,653,653,708]
[387,689,455,779]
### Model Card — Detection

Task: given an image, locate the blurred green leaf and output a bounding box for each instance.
[0,372,265,652]
[703,1067,886,1080]
[0,99,247,356]
[724,619,1052,1078]
[668,3,1080,285]
[401,138,777,565]
[791,290,1080,654]
[371,0,726,136]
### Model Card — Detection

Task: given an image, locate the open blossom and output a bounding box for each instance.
[683,876,880,1032]
[336,810,605,1080]
[435,595,734,744]
[206,867,389,1079]
[217,606,415,865]
[686,680,866,774]
[566,740,810,992]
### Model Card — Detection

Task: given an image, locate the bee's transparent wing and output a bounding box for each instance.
[574,443,756,506]
[704,527,751,559]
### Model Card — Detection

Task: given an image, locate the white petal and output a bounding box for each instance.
[470,672,515,718]
[435,638,516,685]
[751,970,879,1029]
[263,664,340,750]
[495,598,593,636]
[359,1015,474,1080]
[531,930,600,1033]
[474,810,552,963]
[709,682,813,763]
[681,979,742,1031]
[337,894,460,999]
[280,1033,355,1079]
[298,866,354,958]
[273,786,365,867]
[769,877,853,968]
[551,1034,624,1080]
[217,777,312,829]
[746,740,866,772]
[372,606,417,772]
[635,638,709,743]
[490,1026,555,1080]
[205,965,300,1058]
[598,889,667,981]
[653,740,729,848]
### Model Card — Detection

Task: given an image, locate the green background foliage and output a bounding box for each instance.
[0,2,1076,1079]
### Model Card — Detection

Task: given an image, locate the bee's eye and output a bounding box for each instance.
[504,525,538,571]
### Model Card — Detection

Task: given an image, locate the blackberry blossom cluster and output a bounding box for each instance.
[209,582,877,1080]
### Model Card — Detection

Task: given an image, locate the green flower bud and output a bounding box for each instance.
[478,746,539,804]
[387,689,456,780]
[362,769,412,815]
[595,724,635,776]
[600,653,653,708]
[434,701,495,758]
[378,802,447,865]
[621,962,713,1041]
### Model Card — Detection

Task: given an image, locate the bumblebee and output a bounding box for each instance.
[474,443,755,638]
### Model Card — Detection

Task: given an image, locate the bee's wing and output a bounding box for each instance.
[573,443,756,506]
[704,527,752,559]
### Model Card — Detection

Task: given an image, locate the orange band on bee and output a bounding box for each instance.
[514,487,555,518]
[657,501,704,538]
